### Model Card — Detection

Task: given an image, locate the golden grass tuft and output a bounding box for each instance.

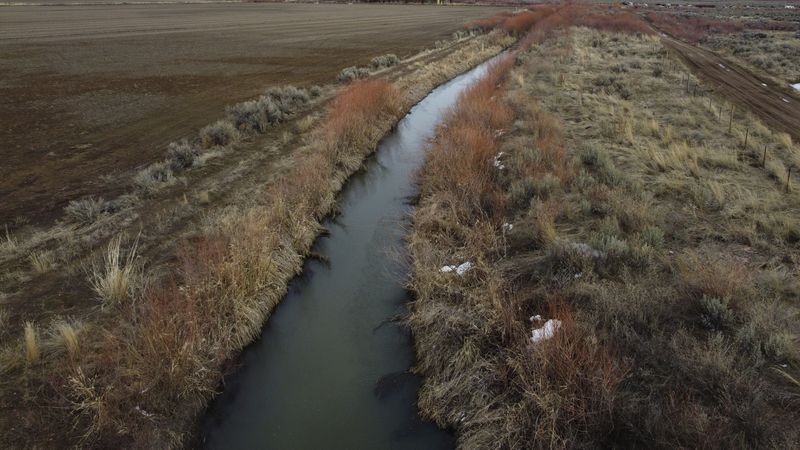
[89,236,138,306]
[28,250,53,274]
[24,321,40,365]
[54,321,80,357]
[0,227,17,255]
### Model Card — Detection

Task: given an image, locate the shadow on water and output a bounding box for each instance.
[200,54,504,450]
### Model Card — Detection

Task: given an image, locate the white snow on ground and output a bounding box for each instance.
[792,83,800,92]
[782,97,791,103]
[493,152,505,170]
[440,261,473,275]
[718,63,726,69]
[531,319,562,343]
[455,261,472,275]
[761,83,767,87]
[502,222,514,232]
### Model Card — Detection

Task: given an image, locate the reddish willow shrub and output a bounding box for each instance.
[574,10,653,35]
[501,7,557,37]
[421,56,514,219]
[646,12,743,42]
[466,11,512,32]
[319,79,402,159]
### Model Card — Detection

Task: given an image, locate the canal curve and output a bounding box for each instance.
[202,54,502,450]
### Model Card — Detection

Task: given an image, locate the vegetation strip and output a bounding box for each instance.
[409,6,799,449]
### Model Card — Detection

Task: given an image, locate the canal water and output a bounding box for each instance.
[202,55,501,450]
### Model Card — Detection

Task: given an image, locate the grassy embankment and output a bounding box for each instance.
[0,28,514,448]
[409,7,799,449]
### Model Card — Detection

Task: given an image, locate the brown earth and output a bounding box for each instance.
[663,36,800,143]
[0,2,502,227]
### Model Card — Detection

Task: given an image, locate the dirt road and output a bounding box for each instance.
[664,36,800,142]
[0,3,503,226]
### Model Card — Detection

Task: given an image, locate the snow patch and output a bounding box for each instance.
[493,152,506,170]
[761,83,767,87]
[792,83,800,92]
[717,63,726,69]
[782,97,791,103]
[440,261,473,276]
[531,319,562,343]
[502,222,514,232]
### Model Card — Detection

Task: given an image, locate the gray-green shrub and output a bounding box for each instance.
[199,120,239,148]
[64,197,111,225]
[134,161,174,192]
[370,54,400,70]
[167,140,199,172]
[337,66,370,83]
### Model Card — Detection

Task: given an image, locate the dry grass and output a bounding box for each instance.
[410,23,626,447]
[0,227,17,256]
[53,321,80,357]
[410,14,800,449]
[28,250,53,274]
[23,322,39,365]
[89,236,138,306]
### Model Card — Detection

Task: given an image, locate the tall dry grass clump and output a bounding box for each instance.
[89,236,138,306]
[54,321,80,357]
[23,322,39,365]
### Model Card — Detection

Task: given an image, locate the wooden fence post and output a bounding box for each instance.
[728,105,734,133]
[787,166,792,192]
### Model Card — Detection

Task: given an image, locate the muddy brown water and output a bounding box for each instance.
[200,55,503,449]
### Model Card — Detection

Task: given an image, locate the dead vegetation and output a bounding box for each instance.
[409,10,799,449]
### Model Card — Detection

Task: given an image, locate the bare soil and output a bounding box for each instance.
[0,3,502,226]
